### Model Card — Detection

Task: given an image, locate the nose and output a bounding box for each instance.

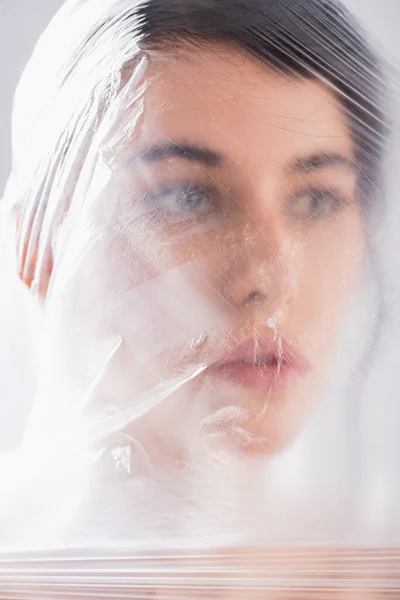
[223,214,294,318]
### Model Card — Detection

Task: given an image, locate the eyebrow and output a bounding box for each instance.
[137,142,223,168]
[135,143,356,175]
[287,152,356,173]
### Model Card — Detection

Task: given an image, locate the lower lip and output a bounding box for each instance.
[207,360,295,392]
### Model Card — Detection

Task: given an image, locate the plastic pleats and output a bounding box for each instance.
[1,0,400,597]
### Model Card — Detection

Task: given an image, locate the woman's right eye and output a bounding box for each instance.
[146,183,217,218]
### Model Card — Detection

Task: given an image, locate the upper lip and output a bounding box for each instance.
[208,335,308,372]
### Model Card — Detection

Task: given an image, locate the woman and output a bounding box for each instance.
[2,1,399,598]
[2,0,389,547]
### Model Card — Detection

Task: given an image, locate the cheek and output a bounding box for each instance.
[54,232,234,393]
[290,211,365,356]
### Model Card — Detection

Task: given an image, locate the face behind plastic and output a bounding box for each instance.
[1,0,399,597]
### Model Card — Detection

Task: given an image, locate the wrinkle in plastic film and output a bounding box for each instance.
[1,0,400,597]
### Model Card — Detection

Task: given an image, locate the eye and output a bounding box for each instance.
[288,187,349,221]
[147,183,217,217]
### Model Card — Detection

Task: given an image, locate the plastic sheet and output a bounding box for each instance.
[1,0,400,597]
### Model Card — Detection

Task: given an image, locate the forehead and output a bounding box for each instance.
[137,43,353,166]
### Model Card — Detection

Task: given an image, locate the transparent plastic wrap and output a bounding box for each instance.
[1,0,400,597]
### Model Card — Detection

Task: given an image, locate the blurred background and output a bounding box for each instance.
[0,0,399,453]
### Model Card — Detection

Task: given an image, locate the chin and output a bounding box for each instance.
[196,373,321,459]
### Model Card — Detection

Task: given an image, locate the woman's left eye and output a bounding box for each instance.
[288,187,349,221]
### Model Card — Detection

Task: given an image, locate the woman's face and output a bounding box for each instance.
[42,44,364,461]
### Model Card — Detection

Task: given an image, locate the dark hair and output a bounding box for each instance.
[9,0,388,290]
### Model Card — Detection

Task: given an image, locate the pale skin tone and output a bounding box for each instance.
[25,43,365,464]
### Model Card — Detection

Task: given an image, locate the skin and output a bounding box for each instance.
[28,43,365,465]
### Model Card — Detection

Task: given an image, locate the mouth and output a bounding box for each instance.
[206,336,308,393]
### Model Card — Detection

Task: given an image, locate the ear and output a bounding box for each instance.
[12,205,54,301]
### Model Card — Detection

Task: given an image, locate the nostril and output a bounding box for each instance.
[243,290,266,306]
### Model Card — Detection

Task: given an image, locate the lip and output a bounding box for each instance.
[206,335,308,392]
